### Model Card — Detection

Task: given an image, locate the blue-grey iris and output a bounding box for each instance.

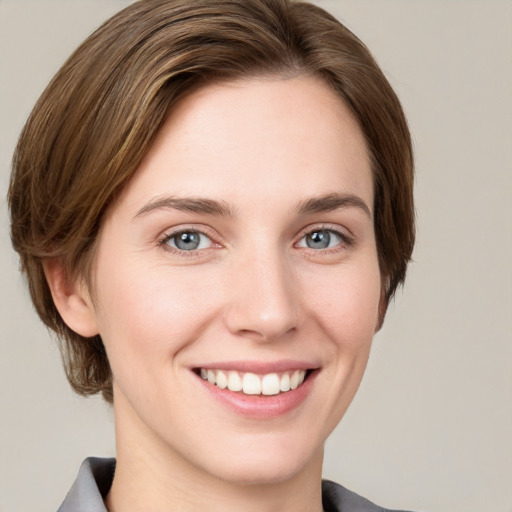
[175,232,201,250]
[306,230,331,249]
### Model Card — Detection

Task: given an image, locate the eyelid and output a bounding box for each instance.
[157,224,222,256]
[294,223,355,249]
[167,231,212,251]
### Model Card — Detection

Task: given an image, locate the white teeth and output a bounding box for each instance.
[199,368,308,395]
[216,370,228,389]
[290,370,300,390]
[290,370,306,390]
[227,371,242,392]
[261,373,280,395]
[242,373,261,395]
[280,373,291,392]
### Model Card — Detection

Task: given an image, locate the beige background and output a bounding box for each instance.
[1,1,511,511]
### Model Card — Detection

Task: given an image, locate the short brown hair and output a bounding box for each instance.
[8,0,414,402]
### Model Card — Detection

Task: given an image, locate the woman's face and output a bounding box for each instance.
[88,76,382,484]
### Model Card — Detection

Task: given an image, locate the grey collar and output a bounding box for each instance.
[57,457,415,512]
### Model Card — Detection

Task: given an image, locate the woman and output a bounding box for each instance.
[8,0,415,511]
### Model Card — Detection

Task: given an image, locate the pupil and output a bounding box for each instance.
[176,232,200,250]
[307,230,330,249]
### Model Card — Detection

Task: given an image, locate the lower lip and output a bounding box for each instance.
[195,370,318,419]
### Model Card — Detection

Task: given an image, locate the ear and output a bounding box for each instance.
[374,282,388,333]
[43,259,99,337]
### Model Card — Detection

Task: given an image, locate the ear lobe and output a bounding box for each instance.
[43,259,99,338]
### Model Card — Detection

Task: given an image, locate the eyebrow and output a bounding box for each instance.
[134,196,235,219]
[297,192,372,219]
[133,192,371,220]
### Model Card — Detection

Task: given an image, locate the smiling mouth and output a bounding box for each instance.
[196,368,311,396]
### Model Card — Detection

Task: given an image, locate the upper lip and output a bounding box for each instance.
[192,360,319,374]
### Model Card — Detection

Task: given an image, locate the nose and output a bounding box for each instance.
[223,249,299,342]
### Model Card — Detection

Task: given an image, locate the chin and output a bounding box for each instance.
[213,462,308,487]
[198,438,323,486]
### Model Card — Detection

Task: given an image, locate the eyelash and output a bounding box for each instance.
[295,224,355,253]
[157,226,219,258]
[157,224,354,258]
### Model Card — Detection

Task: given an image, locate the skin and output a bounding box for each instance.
[49,75,384,512]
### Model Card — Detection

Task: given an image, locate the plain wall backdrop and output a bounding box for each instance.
[0,1,511,511]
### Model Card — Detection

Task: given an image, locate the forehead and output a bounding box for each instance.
[118,75,373,214]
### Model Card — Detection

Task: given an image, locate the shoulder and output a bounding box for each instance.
[322,480,418,512]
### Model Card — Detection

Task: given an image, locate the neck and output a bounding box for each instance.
[106,394,324,512]
[106,455,324,512]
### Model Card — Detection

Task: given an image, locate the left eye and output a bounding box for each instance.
[164,231,212,251]
[297,229,342,250]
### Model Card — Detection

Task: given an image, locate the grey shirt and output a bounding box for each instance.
[57,458,415,512]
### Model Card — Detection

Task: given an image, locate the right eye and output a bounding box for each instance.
[297,229,343,250]
[161,230,213,252]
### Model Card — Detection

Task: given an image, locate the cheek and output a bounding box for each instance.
[93,257,223,372]
[300,258,382,347]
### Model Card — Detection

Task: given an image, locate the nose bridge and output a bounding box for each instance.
[223,242,299,341]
